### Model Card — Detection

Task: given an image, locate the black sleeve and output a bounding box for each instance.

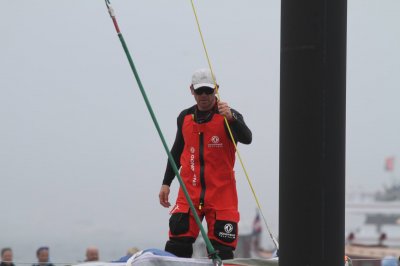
[225,108,252,144]
[162,111,186,186]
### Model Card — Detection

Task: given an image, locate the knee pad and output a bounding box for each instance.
[165,237,195,258]
[210,240,234,260]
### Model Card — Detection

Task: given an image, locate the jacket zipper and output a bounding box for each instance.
[199,132,206,210]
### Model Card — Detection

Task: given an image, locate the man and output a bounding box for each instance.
[1,248,15,266]
[85,247,99,262]
[32,247,54,266]
[159,68,252,259]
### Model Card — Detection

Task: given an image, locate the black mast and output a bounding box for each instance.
[279,0,347,265]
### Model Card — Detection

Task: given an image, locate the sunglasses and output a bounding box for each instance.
[194,87,215,95]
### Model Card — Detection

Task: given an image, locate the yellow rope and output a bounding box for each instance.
[189,0,279,250]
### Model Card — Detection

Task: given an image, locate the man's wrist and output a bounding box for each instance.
[228,111,238,122]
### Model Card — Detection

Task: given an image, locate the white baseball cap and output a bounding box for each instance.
[191,68,217,89]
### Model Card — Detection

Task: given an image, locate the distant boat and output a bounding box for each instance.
[345,181,400,266]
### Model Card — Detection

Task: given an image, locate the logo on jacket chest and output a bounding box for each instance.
[208,135,223,148]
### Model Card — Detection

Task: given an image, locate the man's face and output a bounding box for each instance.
[2,250,12,262]
[37,250,49,263]
[191,86,216,111]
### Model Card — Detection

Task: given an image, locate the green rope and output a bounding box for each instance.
[105,1,221,264]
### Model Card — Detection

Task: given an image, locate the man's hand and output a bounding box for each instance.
[159,184,171,208]
[218,101,233,121]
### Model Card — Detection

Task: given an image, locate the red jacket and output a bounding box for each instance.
[177,113,238,211]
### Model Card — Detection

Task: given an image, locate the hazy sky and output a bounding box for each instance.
[1,0,399,264]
